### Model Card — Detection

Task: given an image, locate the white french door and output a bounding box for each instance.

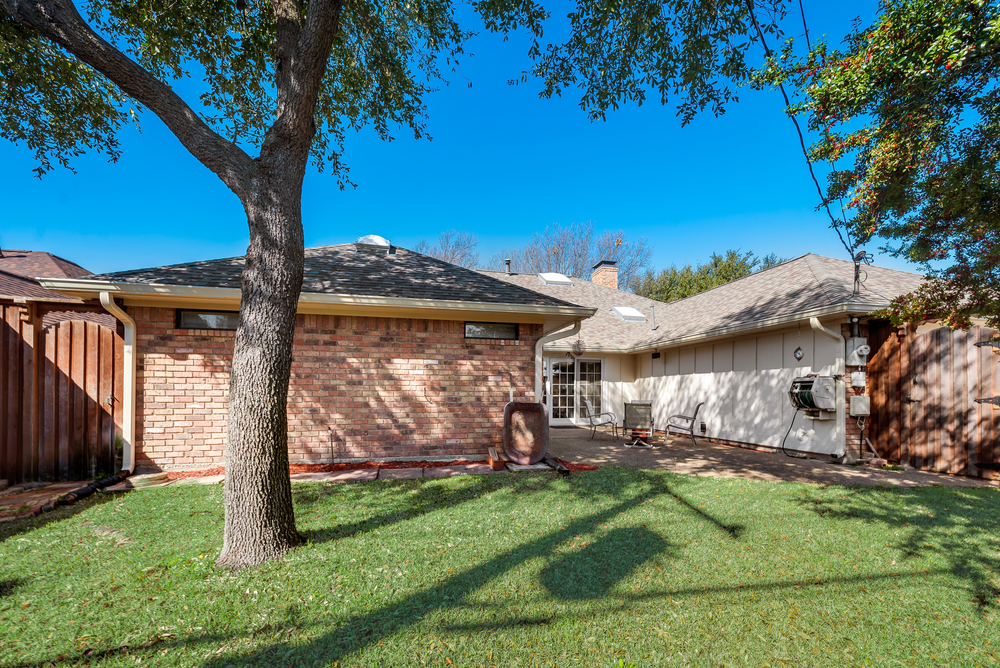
[543,357,604,425]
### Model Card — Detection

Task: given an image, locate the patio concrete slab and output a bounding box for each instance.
[290,470,378,483]
[550,426,998,489]
[378,468,423,479]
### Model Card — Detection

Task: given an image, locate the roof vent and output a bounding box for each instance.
[538,272,573,286]
[355,234,394,255]
[612,306,647,322]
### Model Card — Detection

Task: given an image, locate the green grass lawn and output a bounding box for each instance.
[1,468,998,667]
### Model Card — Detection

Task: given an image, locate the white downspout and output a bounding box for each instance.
[100,292,136,473]
[810,317,846,458]
[534,321,582,405]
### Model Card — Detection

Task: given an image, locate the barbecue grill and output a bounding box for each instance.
[623,400,653,449]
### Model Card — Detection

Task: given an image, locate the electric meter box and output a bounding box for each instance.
[846,337,871,366]
[849,396,871,416]
[789,376,838,417]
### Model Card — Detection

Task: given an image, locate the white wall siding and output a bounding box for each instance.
[618,320,845,455]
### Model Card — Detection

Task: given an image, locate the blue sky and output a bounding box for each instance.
[1,1,904,278]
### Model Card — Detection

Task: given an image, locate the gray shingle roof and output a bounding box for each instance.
[486,254,928,351]
[479,270,662,350]
[629,254,926,349]
[87,244,581,309]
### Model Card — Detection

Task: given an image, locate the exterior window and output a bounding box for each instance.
[176,310,240,330]
[465,322,518,340]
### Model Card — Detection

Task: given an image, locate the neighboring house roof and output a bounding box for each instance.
[479,270,662,351]
[0,249,91,279]
[0,269,79,301]
[0,268,116,330]
[489,253,928,353]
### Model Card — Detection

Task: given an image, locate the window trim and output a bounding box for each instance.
[464,321,519,341]
[175,309,241,331]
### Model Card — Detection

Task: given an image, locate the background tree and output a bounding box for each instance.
[632,249,783,302]
[413,230,479,268]
[486,221,652,290]
[1,0,783,566]
[760,0,1000,330]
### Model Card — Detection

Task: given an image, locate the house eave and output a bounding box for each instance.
[624,301,886,354]
[36,277,596,322]
[541,300,888,355]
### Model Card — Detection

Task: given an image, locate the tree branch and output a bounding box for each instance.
[260,0,342,162]
[1,0,256,196]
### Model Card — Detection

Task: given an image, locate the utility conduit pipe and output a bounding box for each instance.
[534,321,582,405]
[100,292,137,474]
[810,317,847,458]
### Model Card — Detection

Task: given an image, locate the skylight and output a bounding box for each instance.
[612,306,647,322]
[538,272,573,286]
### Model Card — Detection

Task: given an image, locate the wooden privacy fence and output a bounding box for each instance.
[1,303,123,484]
[868,324,1000,478]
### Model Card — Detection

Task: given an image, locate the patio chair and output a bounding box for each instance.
[583,399,618,440]
[666,402,704,446]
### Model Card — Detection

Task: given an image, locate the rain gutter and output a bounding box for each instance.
[535,321,583,404]
[810,316,847,458]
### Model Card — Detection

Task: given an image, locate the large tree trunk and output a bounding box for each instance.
[216,168,305,568]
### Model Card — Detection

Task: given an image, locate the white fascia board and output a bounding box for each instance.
[37,277,596,319]
[539,301,889,355]
[623,302,885,354]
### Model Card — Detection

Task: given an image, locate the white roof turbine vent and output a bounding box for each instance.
[355,234,395,255]
[612,306,647,322]
[538,272,573,286]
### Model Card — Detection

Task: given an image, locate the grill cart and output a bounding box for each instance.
[623,400,654,449]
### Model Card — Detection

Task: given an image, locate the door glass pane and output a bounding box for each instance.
[578,360,603,415]
[551,361,575,419]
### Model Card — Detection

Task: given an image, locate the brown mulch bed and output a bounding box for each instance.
[166,460,477,480]
[553,458,600,472]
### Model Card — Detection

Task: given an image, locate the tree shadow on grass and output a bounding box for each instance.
[0,578,24,598]
[203,471,745,667]
[539,526,672,600]
[294,468,656,545]
[792,485,1000,613]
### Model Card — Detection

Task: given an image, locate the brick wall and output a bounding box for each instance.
[842,322,870,459]
[131,307,541,469]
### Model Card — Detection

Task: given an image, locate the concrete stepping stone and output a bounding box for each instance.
[378,468,423,479]
[424,464,497,478]
[290,470,378,483]
[506,463,553,472]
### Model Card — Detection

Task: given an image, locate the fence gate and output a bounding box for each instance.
[868,324,999,477]
[1,303,123,484]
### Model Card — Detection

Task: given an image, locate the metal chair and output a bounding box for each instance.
[666,402,705,445]
[583,399,618,440]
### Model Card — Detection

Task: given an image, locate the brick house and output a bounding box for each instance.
[40,240,594,472]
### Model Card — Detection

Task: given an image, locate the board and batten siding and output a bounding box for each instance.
[618,321,844,454]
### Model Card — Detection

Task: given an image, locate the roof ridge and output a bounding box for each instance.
[802,254,851,304]
[478,269,663,308]
[630,252,809,310]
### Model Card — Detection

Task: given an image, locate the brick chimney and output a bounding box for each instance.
[591,260,618,290]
